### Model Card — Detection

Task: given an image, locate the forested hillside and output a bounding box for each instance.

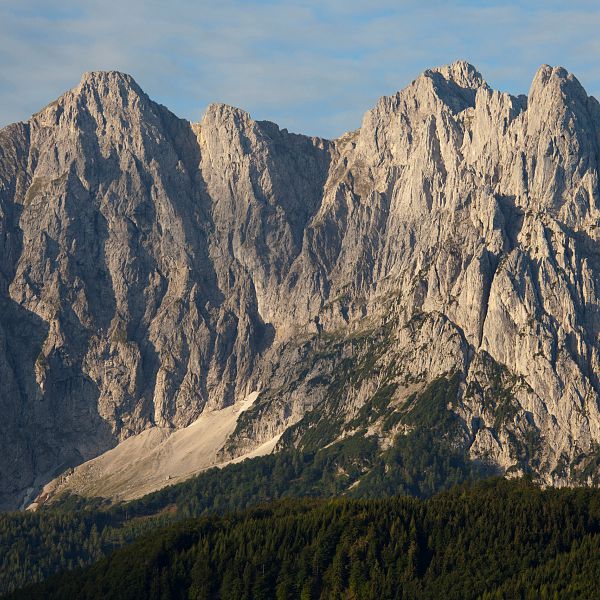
[6,479,600,599]
[0,376,494,595]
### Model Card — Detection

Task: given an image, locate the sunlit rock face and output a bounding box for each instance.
[3,61,600,508]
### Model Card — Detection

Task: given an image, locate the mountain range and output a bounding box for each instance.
[2,60,600,510]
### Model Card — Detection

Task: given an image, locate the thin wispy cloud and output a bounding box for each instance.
[2,1,600,138]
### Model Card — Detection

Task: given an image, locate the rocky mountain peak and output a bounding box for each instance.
[4,61,600,510]
[202,102,252,126]
[198,102,257,153]
[77,70,143,94]
[529,64,587,99]
[427,59,486,90]
[34,70,149,125]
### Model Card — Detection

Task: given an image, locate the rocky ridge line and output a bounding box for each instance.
[1,61,600,507]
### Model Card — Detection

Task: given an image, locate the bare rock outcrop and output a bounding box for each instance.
[3,61,600,507]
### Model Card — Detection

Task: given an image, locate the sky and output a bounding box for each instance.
[2,0,600,139]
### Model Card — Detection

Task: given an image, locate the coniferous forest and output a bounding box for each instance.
[5,478,600,599]
[1,378,600,598]
[0,377,495,596]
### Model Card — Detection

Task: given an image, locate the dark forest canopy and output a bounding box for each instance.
[5,478,600,600]
[1,378,597,598]
[0,376,496,595]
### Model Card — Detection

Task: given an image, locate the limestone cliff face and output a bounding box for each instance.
[2,61,600,508]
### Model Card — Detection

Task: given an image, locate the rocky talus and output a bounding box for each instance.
[2,61,600,508]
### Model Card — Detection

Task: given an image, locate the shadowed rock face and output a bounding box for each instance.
[3,61,600,508]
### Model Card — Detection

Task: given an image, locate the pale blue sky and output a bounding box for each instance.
[2,1,600,138]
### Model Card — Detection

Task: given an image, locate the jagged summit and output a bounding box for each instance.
[427,60,487,90]
[533,64,574,85]
[78,70,140,87]
[31,69,159,133]
[529,63,589,102]
[200,102,255,134]
[68,70,149,109]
